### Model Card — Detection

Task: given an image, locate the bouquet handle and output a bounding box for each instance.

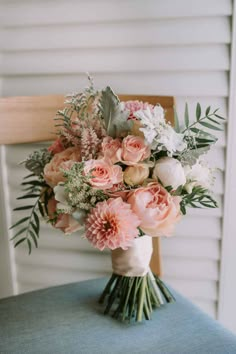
[99,236,175,322]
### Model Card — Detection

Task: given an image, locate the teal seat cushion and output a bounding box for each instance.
[1,277,236,354]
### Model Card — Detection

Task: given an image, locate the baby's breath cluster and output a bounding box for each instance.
[63,162,108,211]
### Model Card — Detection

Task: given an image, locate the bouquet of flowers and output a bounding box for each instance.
[11,77,224,322]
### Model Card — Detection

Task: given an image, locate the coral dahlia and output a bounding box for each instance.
[85,197,140,251]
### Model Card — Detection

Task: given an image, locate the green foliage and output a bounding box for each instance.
[182,104,225,146]
[10,174,50,254]
[179,186,218,215]
[23,149,52,176]
[99,86,131,138]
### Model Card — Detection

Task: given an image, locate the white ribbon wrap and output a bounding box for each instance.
[111,235,153,277]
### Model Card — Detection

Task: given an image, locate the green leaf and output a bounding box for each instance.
[38,201,45,217]
[13,205,34,211]
[21,180,44,186]
[14,238,26,248]
[205,106,211,116]
[172,185,183,196]
[180,203,186,215]
[23,173,35,180]
[184,103,189,128]
[29,230,38,247]
[10,217,30,230]
[100,86,120,138]
[195,137,216,144]
[206,117,221,125]
[30,222,38,236]
[214,114,225,120]
[11,227,28,240]
[33,212,40,232]
[199,121,223,131]
[17,194,40,200]
[195,144,211,148]
[196,103,201,121]
[174,107,180,133]
[27,239,32,254]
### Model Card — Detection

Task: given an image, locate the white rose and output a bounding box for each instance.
[153,157,186,189]
[184,160,215,193]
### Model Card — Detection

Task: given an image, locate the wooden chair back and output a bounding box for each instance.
[0,94,175,276]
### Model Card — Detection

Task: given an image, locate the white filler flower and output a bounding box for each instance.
[184,160,215,193]
[134,105,187,154]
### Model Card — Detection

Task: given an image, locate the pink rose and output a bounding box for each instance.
[101,136,122,163]
[44,147,81,187]
[116,135,150,165]
[48,138,64,155]
[84,159,123,190]
[127,182,181,237]
[47,197,82,234]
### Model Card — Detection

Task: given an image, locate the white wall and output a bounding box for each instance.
[0,0,234,326]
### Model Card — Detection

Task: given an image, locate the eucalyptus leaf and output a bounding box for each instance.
[100,86,120,137]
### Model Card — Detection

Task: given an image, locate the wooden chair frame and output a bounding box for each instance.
[0,94,175,277]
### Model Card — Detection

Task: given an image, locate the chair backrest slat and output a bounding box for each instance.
[0,94,174,144]
[0,94,175,277]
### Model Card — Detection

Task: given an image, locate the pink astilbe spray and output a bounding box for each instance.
[85,197,140,250]
[81,127,100,160]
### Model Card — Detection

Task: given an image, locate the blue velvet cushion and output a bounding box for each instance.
[1,277,236,354]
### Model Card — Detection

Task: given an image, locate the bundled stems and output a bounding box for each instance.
[99,271,175,323]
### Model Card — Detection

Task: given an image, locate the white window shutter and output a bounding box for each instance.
[0,0,234,324]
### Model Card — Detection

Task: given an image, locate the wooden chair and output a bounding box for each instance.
[0,93,175,277]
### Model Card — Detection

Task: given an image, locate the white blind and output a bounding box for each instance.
[0,0,232,319]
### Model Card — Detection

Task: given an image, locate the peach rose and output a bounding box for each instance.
[124,164,150,186]
[84,159,123,190]
[101,136,122,163]
[44,147,81,187]
[47,197,82,234]
[116,135,150,165]
[127,182,181,237]
[47,138,64,155]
